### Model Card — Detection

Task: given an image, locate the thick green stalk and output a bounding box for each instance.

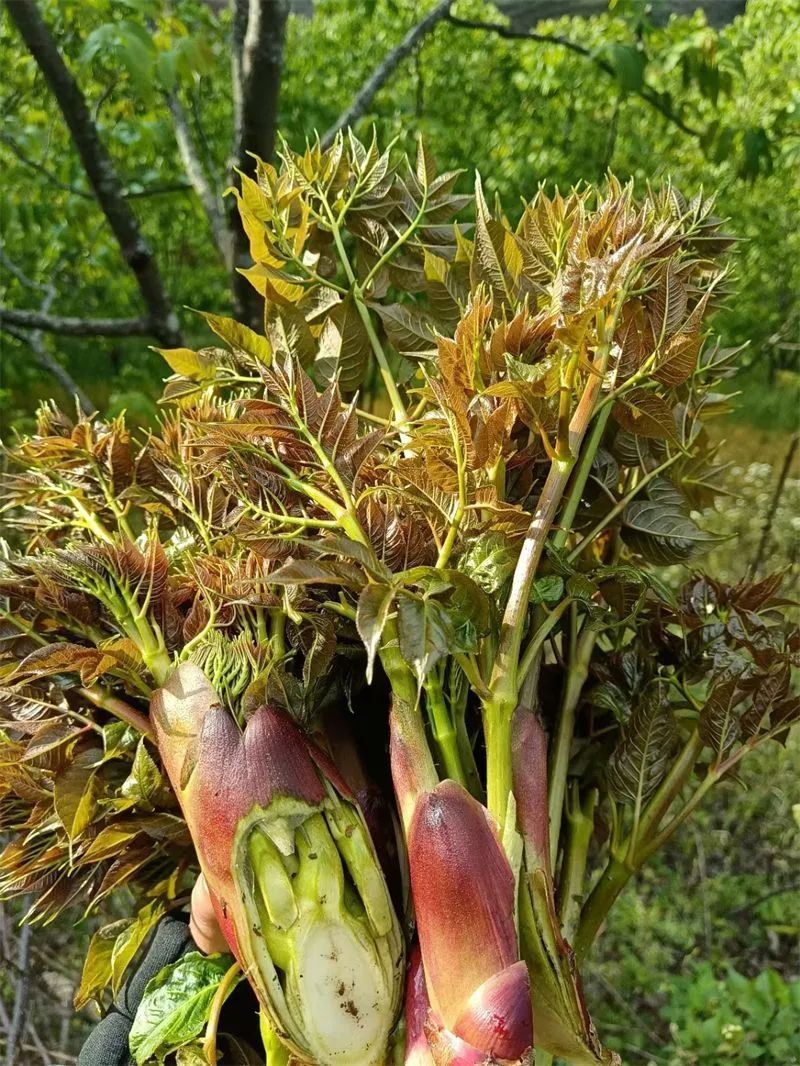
[485,356,610,826]
[557,786,598,942]
[78,684,154,739]
[483,701,514,825]
[423,670,466,787]
[574,730,706,960]
[573,855,635,962]
[548,622,597,861]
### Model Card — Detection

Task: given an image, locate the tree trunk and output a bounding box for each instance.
[4,0,182,346]
[228,0,289,328]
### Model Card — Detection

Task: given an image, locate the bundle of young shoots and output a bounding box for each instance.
[1,133,796,1066]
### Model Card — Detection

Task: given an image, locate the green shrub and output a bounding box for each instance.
[661,964,800,1064]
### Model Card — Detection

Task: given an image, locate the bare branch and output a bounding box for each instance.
[445,13,701,138]
[228,0,290,326]
[1,133,192,200]
[5,903,31,1066]
[322,0,454,148]
[0,131,94,199]
[168,92,233,268]
[3,0,182,346]
[0,249,94,413]
[0,306,151,337]
[748,430,799,579]
[3,324,94,414]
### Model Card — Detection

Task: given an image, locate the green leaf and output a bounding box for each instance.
[607,690,676,805]
[154,347,215,381]
[110,900,166,998]
[54,747,101,840]
[396,591,453,681]
[602,43,647,93]
[356,583,396,684]
[129,952,239,1065]
[315,295,371,392]
[530,575,565,605]
[198,311,272,365]
[371,302,437,357]
[458,532,517,594]
[76,918,133,1009]
[120,739,167,812]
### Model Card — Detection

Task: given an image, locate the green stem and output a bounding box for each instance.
[573,855,635,962]
[574,730,706,960]
[548,619,597,861]
[629,729,704,861]
[203,961,241,1066]
[327,213,408,427]
[436,423,467,569]
[354,296,409,428]
[558,785,598,942]
[78,684,155,740]
[553,404,612,550]
[518,598,573,684]
[423,670,466,787]
[568,449,682,563]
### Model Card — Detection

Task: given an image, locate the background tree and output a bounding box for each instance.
[1,0,797,426]
[0,3,798,1064]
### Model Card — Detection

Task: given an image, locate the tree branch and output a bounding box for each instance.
[2,324,94,414]
[167,92,233,268]
[0,133,193,200]
[3,0,182,346]
[5,903,31,1066]
[0,131,94,199]
[228,0,289,327]
[322,0,454,148]
[748,429,799,579]
[445,13,701,138]
[0,249,94,413]
[0,307,151,337]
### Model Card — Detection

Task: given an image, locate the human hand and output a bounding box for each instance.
[189,873,230,955]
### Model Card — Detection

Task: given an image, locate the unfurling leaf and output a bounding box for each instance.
[396,591,453,681]
[613,389,678,441]
[607,690,676,805]
[198,311,272,366]
[698,680,746,759]
[356,583,396,684]
[129,952,239,1065]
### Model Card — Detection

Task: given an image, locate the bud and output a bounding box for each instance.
[391,707,533,1065]
[152,663,404,1066]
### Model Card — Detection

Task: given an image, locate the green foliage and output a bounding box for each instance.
[2,0,798,427]
[662,965,800,1064]
[588,736,800,1064]
[128,951,239,1065]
